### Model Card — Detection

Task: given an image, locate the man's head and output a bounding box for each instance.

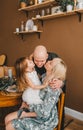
[33,45,48,68]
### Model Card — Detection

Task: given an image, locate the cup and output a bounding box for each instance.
[38,0,42,4]
[16,28,19,33]
[33,25,38,31]
[36,14,40,18]
[8,69,12,78]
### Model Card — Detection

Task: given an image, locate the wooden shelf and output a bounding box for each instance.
[32,11,75,20]
[18,0,56,11]
[14,30,42,39]
[75,8,83,13]
[32,9,83,25]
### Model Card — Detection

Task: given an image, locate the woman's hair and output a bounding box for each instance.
[15,57,29,92]
[45,58,67,83]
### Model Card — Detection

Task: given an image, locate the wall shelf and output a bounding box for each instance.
[14,30,42,39]
[14,1,83,40]
[32,11,76,21]
[18,0,56,11]
[32,9,83,26]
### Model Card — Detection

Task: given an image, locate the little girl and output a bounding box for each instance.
[15,57,47,105]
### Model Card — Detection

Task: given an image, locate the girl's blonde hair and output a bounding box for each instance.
[15,57,29,92]
[44,58,67,83]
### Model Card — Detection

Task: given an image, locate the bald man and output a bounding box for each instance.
[33,45,58,77]
[30,45,58,78]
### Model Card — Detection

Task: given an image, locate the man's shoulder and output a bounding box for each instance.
[47,52,59,60]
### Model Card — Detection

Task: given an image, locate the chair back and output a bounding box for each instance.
[54,92,65,130]
[0,54,7,66]
[0,67,4,78]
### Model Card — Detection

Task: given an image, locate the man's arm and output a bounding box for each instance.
[49,78,64,89]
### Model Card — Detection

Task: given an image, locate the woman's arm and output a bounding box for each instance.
[20,111,37,118]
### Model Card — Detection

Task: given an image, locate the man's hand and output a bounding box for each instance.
[49,78,63,89]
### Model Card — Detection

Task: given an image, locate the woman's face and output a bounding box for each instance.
[26,59,35,72]
[45,58,60,72]
[44,60,53,72]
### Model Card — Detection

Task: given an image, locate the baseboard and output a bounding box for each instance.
[65,107,83,121]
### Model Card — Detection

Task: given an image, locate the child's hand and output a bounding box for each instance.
[20,102,29,109]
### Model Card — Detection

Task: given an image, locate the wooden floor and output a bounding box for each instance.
[64,115,83,130]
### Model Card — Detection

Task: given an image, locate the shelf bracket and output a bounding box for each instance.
[39,20,44,26]
[76,11,82,22]
[20,34,24,40]
[37,32,41,39]
[25,11,29,17]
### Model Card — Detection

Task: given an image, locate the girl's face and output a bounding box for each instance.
[25,59,35,72]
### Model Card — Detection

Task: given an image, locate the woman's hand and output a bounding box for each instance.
[49,79,63,89]
[20,111,28,118]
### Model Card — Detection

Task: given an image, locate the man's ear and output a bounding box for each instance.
[46,53,48,60]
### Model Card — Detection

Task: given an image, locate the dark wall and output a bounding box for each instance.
[0,0,83,113]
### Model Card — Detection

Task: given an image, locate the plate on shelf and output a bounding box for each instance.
[26,19,34,30]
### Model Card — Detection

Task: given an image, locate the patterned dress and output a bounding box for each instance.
[12,87,62,130]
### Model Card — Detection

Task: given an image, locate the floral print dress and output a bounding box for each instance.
[12,87,62,130]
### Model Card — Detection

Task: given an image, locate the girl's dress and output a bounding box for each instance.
[12,87,62,130]
[22,70,42,105]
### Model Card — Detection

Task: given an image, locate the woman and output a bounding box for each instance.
[5,58,67,130]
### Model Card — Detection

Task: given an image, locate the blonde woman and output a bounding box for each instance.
[5,57,67,130]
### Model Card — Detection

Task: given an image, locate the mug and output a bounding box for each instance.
[38,0,42,4]
[33,25,38,31]
[16,28,19,32]
[36,14,40,18]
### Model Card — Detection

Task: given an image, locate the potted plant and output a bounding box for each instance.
[66,0,74,11]
[19,0,28,8]
[56,0,74,12]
